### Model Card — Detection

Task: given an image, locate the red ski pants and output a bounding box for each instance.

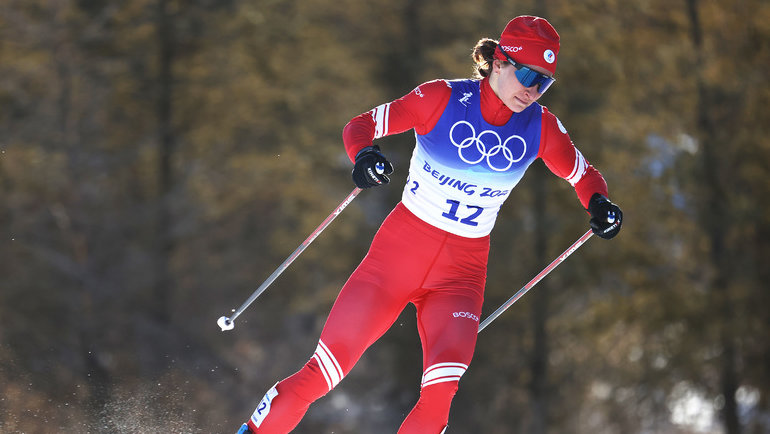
[248,203,489,433]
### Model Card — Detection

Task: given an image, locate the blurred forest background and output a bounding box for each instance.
[1,0,769,433]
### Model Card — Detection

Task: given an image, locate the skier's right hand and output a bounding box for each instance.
[352,145,394,188]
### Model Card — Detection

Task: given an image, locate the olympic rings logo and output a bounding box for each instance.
[449,121,527,172]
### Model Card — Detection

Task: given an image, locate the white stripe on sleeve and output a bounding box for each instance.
[566,149,588,186]
[371,103,391,139]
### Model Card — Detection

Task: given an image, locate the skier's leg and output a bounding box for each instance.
[246,204,434,433]
[398,231,488,434]
[245,270,408,433]
[398,291,483,434]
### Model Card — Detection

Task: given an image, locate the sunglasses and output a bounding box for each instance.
[498,47,556,94]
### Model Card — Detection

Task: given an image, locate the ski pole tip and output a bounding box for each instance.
[217,315,235,331]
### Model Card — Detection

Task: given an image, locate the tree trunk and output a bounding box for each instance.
[685,1,740,432]
[153,0,176,325]
[529,164,549,434]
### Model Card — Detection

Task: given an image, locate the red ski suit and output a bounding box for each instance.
[247,78,608,434]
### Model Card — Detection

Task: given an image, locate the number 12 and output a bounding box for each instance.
[442,200,483,227]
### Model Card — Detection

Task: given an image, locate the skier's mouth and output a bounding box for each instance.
[513,96,529,106]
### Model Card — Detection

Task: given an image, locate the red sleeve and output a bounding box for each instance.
[342,79,452,162]
[537,107,609,209]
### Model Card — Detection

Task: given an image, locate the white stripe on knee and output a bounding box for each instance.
[313,340,345,391]
[421,362,468,388]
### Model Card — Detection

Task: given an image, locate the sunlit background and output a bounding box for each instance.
[2,0,769,433]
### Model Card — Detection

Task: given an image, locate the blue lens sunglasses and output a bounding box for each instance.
[498,47,556,94]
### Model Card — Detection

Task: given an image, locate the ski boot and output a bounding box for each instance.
[236,423,254,434]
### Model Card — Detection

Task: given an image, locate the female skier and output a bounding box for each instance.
[238,15,622,434]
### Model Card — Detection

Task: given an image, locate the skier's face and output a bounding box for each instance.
[490,60,551,113]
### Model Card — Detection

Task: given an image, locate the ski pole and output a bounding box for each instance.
[478,229,594,333]
[218,187,362,331]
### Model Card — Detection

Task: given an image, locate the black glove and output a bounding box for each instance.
[351,145,394,188]
[588,193,623,239]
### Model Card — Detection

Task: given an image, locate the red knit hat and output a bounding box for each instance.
[494,16,560,75]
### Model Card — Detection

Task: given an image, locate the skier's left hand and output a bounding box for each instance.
[588,193,623,239]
